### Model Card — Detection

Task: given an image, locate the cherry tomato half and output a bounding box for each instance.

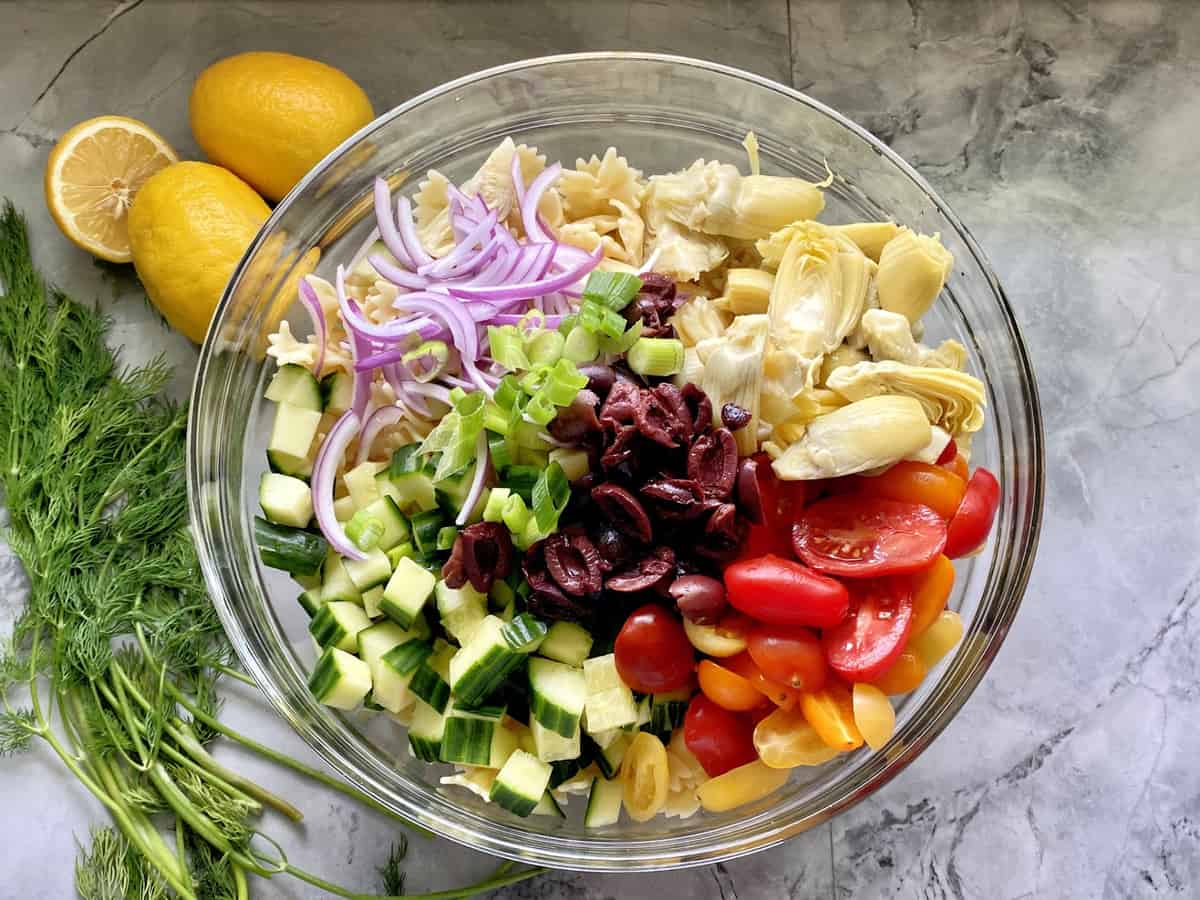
[944,467,1001,558]
[936,440,958,466]
[724,554,849,628]
[724,652,805,710]
[697,660,768,712]
[857,461,967,520]
[942,453,969,482]
[822,578,914,682]
[792,496,947,578]
[683,695,758,777]
[615,604,695,693]
[746,624,828,692]
[909,555,954,637]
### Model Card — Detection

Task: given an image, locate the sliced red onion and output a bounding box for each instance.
[356,404,406,465]
[368,253,430,291]
[420,210,499,277]
[297,278,327,377]
[404,380,453,405]
[396,195,433,268]
[448,245,601,302]
[520,163,561,244]
[393,293,479,361]
[374,177,415,269]
[511,152,527,206]
[455,430,490,526]
[347,224,382,275]
[312,410,366,560]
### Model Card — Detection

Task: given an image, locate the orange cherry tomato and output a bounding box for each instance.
[746,623,828,692]
[858,461,967,520]
[724,652,804,710]
[799,682,863,752]
[909,555,955,637]
[871,650,927,695]
[697,660,767,712]
[942,453,969,482]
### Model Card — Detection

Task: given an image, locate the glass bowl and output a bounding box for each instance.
[188,53,1044,871]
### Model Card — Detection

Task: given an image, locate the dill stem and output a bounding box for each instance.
[85,412,183,526]
[282,858,547,900]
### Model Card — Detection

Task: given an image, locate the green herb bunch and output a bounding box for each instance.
[0,203,541,899]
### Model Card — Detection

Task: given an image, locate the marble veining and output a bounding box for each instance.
[2,1,1198,897]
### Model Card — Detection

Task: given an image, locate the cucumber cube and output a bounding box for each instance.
[380,557,436,629]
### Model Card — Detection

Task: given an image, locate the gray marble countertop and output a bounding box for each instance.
[2,1,1197,897]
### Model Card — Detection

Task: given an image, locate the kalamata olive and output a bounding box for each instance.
[669,575,728,624]
[591,482,654,543]
[721,403,751,431]
[680,383,713,435]
[599,382,641,431]
[736,457,765,525]
[548,389,601,444]
[636,384,692,447]
[688,428,737,500]
[600,424,640,470]
[594,525,633,571]
[605,554,675,592]
[640,478,705,520]
[543,533,603,596]
[442,522,512,594]
[696,503,747,560]
[577,364,616,397]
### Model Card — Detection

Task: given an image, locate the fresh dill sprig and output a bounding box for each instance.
[378,838,409,895]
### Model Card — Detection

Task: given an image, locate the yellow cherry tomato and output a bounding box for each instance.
[621,731,669,822]
[852,683,896,750]
[799,682,864,752]
[871,650,928,695]
[753,706,839,769]
[697,760,790,813]
[910,610,964,669]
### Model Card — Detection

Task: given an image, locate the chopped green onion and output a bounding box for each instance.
[494,375,523,411]
[526,329,565,366]
[483,401,510,435]
[436,526,458,552]
[524,391,557,427]
[345,510,384,551]
[487,433,514,471]
[582,270,643,310]
[579,298,627,339]
[501,493,532,535]
[449,386,467,405]
[401,340,450,383]
[541,359,589,407]
[562,326,600,363]
[519,309,547,332]
[516,446,549,469]
[519,365,550,395]
[502,465,541,503]
[627,336,686,377]
[598,319,643,354]
[513,420,549,451]
[487,325,531,371]
[519,515,547,551]
[532,462,571,532]
[483,487,512,523]
[558,313,579,336]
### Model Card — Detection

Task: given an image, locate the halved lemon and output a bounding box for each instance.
[45,115,178,262]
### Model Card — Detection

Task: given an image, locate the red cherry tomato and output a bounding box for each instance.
[944,467,1001,558]
[822,578,914,682]
[936,441,958,465]
[614,604,695,693]
[724,554,849,628]
[792,496,947,578]
[746,624,828,692]
[740,521,791,559]
[682,695,758,777]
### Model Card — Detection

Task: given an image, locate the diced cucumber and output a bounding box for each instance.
[293,571,322,591]
[321,552,363,604]
[537,622,594,666]
[408,698,445,761]
[344,460,388,510]
[410,509,444,557]
[296,588,322,618]
[259,473,314,527]
[320,371,354,413]
[583,655,639,733]
[449,615,525,708]
[436,525,458,551]
[255,517,326,576]
[380,556,436,629]
[589,732,631,779]
[358,621,427,713]
[502,613,548,653]
[583,776,623,828]
[482,487,511,523]
[530,717,580,763]
[362,586,383,618]
[343,547,392,591]
[346,495,409,552]
[436,581,488,645]
[334,494,357,522]
[309,601,372,652]
[265,364,322,410]
[588,727,624,750]
[436,462,486,523]
[633,695,652,730]
[649,691,691,739]
[387,445,438,515]
[409,639,453,713]
[440,704,517,768]
[267,403,322,475]
[489,749,553,817]
[531,791,566,818]
[548,756,583,789]
[308,646,371,710]
[529,658,587,738]
[386,541,417,569]
[548,447,590,483]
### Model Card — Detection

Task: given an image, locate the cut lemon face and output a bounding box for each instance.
[44,116,178,262]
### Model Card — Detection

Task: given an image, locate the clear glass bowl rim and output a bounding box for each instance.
[188,51,1045,871]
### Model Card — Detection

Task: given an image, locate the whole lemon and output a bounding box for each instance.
[128,161,270,344]
[190,52,374,202]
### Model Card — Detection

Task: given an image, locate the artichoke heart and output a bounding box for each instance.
[876,227,953,322]
[647,160,825,241]
[831,221,901,262]
[826,359,986,434]
[860,308,967,370]
[819,343,871,384]
[772,395,932,480]
[673,297,730,347]
[646,218,728,283]
[699,314,769,456]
